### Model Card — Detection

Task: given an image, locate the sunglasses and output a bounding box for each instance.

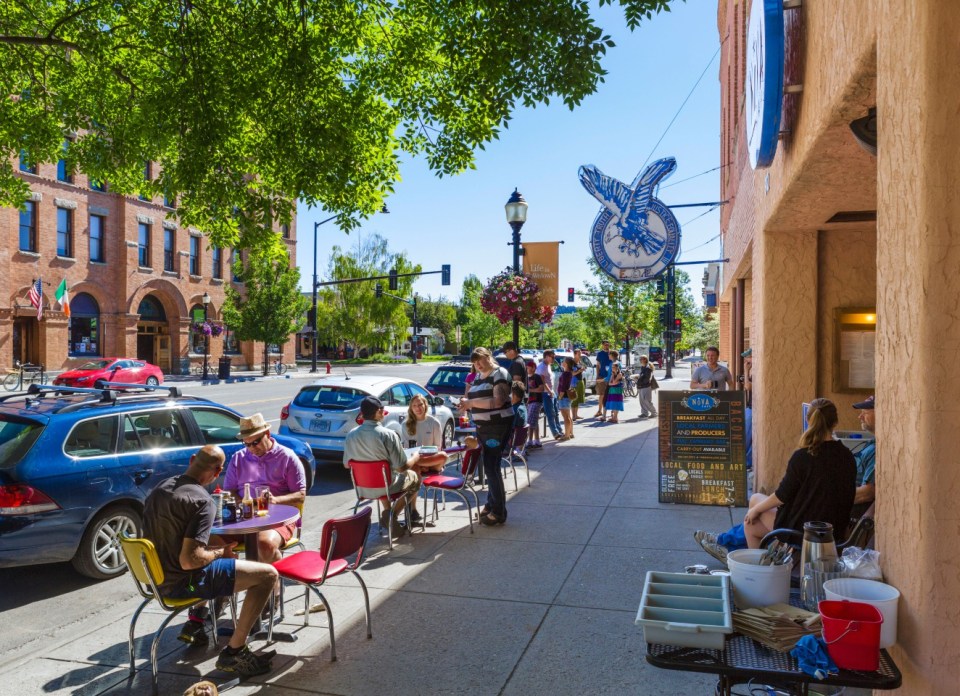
[243,432,268,448]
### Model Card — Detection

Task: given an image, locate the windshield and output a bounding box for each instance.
[76,360,113,370]
[293,385,368,410]
[0,417,44,468]
[427,368,468,390]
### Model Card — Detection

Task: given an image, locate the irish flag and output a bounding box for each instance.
[55,279,70,317]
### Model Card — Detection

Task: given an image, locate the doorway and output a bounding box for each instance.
[12,318,39,366]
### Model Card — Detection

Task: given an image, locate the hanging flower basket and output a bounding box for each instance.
[192,321,224,337]
[480,270,555,326]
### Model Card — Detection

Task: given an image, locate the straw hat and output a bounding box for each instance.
[236,413,270,441]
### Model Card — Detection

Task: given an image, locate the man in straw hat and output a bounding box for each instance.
[144,445,278,677]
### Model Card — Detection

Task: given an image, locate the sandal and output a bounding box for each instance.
[479,512,505,526]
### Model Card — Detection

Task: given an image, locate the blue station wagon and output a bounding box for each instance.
[0,384,316,580]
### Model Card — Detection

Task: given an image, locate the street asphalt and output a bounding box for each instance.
[5,359,865,695]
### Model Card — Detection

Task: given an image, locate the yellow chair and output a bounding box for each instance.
[119,536,215,695]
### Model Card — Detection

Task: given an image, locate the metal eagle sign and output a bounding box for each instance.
[579,157,681,282]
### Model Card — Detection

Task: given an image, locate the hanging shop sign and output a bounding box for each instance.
[578,157,681,282]
[745,0,785,169]
[658,390,748,507]
[522,241,561,305]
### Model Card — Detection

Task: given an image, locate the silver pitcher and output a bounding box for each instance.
[800,521,838,572]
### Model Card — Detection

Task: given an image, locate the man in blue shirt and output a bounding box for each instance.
[850,396,876,517]
[593,340,613,419]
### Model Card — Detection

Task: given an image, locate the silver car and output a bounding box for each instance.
[278,375,456,459]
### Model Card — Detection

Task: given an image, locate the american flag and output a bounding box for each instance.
[28,278,43,320]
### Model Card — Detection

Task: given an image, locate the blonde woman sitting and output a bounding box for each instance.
[406,394,449,475]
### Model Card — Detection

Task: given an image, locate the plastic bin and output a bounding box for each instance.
[636,571,732,649]
[217,356,232,380]
[727,549,792,609]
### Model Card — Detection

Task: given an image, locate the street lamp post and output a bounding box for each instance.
[504,189,528,346]
[202,291,211,380]
[310,215,337,373]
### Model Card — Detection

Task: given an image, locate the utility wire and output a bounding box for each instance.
[641,45,721,169]
[661,164,727,189]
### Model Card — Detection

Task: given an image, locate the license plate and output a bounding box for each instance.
[309,419,331,433]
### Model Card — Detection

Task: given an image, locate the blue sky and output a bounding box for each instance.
[296,1,721,308]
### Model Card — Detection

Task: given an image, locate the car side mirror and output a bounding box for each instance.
[432,396,445,407]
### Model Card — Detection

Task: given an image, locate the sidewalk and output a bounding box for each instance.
[14,364,750,696]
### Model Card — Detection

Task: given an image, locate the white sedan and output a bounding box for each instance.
[278,375,456,460]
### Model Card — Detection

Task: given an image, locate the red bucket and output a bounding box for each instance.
[819,600,883,671]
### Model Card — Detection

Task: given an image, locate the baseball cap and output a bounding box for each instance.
[360,395,384,418]
[852,396,875,409]
[741,348,752,358]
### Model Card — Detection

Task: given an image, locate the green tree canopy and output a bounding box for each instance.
[0,0,677,257]
[221,250,309,373]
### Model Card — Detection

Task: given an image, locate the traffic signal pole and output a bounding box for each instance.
[665,264,675,379]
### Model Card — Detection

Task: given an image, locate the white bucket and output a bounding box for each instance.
[726,549,792,609]
[823,577,900,649]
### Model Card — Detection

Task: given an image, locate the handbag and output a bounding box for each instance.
[650,375,659,391]
[566,389,577,399]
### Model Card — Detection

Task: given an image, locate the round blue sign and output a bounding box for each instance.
[745,0,784,169]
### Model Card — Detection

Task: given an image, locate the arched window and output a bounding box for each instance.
[69,293,101,356]
[190,303,207,354]
[137,295,166,322]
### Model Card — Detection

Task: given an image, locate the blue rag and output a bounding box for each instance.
[717,523,748,550]
[790,634,838,680]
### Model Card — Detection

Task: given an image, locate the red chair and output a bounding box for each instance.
[347,459,409,550]
[269,507,373,660]
[420,447,482,533]
[500,425,531,491]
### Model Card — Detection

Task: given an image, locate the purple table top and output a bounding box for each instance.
[211,503,300,536]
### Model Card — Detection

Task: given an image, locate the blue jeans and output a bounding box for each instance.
[542,392,562,437]
[478,424,511,519]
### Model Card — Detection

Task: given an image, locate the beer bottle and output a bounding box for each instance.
[241,483,254,520]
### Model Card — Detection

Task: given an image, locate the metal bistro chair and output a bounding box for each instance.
[119,536,220,695]
[270,507,373,661]
[420,446,482,533]
[500,425,531,492]
[348,459,411,550]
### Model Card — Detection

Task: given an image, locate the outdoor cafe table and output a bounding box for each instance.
[211,503,301,642]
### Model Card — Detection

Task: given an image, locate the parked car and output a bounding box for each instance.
[0,383,316,580]
[53,358,164,387]
[279,375,457,460]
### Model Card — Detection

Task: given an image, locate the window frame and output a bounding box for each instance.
[212,247,223,279]
[56,207,74,257]
[19,201,37,252]
[163,228,175,272]
[89,214,105,263]
[138,223,151,268]
[189,236,200,276]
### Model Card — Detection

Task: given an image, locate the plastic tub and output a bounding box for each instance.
[819,600,882,671]
[823,577,900,648]
[635,571,732,649]
[726,549,792,609]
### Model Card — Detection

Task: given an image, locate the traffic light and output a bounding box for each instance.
[607,290,615,301]
[674,318,682,331]
[656,278,665,295]
[567,287,575,302]
[389,268,398,291]
[441,264,451,286]
[375,283,383,298]
[658,305,668,326]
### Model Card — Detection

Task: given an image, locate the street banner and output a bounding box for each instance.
[658,390,748,507]
[522,241,560,305]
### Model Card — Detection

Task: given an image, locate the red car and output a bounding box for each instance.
[53,358,164,387]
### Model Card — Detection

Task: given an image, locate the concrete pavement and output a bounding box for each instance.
[9,361,757,696]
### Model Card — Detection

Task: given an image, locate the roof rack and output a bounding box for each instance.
[93,381,182,398]
[24,383,119,401]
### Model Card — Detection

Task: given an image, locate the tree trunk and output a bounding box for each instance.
[262,343,268,376]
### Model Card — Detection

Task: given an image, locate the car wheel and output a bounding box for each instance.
[71,505,142,580]
[300,457,315,492]
[442,419,455,448]
[145,376,159,386]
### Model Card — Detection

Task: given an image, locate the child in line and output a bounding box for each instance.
[605,359,624,424]
[556,357,575,440]
[525,360,544,448]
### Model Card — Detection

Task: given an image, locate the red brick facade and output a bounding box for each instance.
[1,161,297,374]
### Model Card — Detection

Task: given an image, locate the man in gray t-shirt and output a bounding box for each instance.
[690,346,735,390]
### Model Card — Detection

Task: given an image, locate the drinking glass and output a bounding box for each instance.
[801,559,847,612]
[255,485,270,516]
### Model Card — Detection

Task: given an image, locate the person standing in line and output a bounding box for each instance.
[458,347,513,526]
[536,350,563,440]
[525,360,545,448]
[501,341,527,387]
[636,355,658,419]
[593,340,613,419]
[605,359,624,424]
[556,357,575,441]
[570,348,586,420]
[690,346,735,390]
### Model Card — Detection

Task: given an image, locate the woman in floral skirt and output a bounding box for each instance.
[605,359,625,424]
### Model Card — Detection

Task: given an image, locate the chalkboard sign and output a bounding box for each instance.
[658,391,748,506]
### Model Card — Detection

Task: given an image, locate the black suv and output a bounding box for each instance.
[0,383,316,580]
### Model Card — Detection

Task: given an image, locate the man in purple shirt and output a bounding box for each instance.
[224,413,306,564]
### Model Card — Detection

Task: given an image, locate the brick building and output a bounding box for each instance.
[1,156,297,375]
[717,1,960,691]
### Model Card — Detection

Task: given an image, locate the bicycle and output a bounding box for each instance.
[192,364,212,378]
[273,359,287,375]
[3,360,45,391]
[622,368,639,398]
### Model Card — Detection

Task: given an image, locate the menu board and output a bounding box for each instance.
[658,391,748,507]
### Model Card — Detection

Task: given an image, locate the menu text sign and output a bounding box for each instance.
[658,391,748,506]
